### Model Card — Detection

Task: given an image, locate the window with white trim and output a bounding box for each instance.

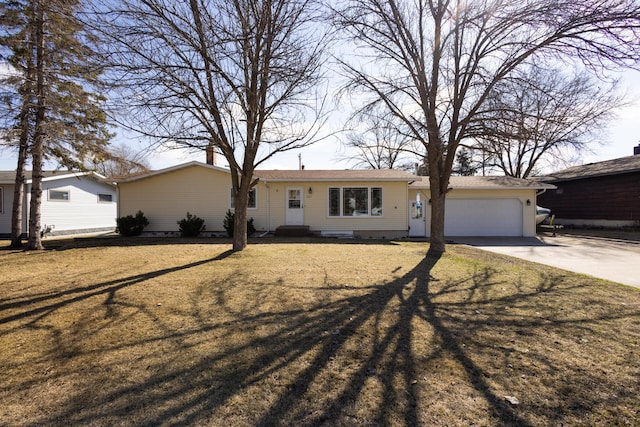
[98,193,113,203]
[328,187,383,217]
[229,187,257,209]
[49,189,69,201]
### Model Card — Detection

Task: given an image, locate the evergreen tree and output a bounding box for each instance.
[454,148,479,176]
[0,0,112,249]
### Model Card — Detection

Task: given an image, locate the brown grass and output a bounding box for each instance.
[1,237,638,426]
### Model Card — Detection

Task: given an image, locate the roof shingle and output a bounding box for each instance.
[254,169,416,181]
[409,175,554,190]
[539,155,640,182]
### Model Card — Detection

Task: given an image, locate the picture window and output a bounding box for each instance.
[328,187,383,217]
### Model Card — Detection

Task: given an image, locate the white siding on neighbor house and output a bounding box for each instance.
[0,183,27,236]
[25,176,117,233]
[0,185,9,234]
[263,180,409,233]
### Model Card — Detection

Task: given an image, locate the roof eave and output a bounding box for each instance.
[115,161,229,183]
[410,184,557,190]
[259,177,415,182]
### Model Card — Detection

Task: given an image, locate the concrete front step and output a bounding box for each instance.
[274,225,311,237]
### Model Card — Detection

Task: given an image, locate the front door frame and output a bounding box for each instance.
[285,187,304,225]
[409,198,426,237]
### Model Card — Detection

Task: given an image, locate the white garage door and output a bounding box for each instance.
[445,199,523,236]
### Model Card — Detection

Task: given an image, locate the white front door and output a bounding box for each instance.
[286,187,304,225]
[409,200,426,237]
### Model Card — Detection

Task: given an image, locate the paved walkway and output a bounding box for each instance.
[452,234,640,289]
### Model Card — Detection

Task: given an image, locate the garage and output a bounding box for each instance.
[410,176,555,238]
[445,198,523,236]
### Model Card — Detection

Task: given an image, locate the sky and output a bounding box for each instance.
[1,70,639,174]
[122,68,640,172]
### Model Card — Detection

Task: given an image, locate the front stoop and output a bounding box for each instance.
[274,225,311,237]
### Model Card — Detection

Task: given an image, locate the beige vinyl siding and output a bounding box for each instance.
[265,180,408,233]
[243,182,269,231]
[119,165,231,232]
[118,165,270,233]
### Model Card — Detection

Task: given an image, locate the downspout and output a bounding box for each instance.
[116,183,121,225]
[407,182,413,234]
[260,181,270,237]
[535,188,547,207]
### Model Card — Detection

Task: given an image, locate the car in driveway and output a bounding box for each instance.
[536,205,551,224]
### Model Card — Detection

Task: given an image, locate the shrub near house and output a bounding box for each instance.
[177,212,206,237]
[116,211,149,236]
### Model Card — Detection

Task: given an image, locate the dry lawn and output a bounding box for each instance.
[0,237,638,426]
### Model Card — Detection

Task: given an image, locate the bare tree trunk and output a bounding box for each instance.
[27,0,45,251]
[9,124,28,249]
[429,196,447,252]
[10,89,31,248]
[232,189,249,252]
[428,143,448,253]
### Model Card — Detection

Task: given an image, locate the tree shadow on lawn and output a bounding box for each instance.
[10,235,407,252]
[0,250,235,325]
[3,249,639,426]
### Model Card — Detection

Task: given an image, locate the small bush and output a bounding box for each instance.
[116,210,149,237]
[177,212,206,237]
[223,209,256,237]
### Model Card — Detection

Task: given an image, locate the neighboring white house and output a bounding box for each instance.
[0,170,117,238]
[116,162,554,239]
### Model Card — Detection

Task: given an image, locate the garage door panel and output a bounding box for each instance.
[445,199,522,236]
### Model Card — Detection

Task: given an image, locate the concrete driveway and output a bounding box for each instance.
[452,234,640,288]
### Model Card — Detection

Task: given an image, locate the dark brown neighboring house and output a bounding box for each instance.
[537,153,640,228]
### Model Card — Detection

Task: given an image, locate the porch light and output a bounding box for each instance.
[308,186,312,194]
[526,199,531,206]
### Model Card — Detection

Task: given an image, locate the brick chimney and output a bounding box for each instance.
[634,144,640,156]
[206,144,216,165]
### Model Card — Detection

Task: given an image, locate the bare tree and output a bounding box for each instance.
[471,65,624,178]
[334,0,640,253]
[92,143,150,178]
[93,0,329,251]
[342,109,421,170]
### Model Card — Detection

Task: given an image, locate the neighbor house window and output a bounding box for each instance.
[229,187,257,209]
[98,193,113,203]
[49,189,69,201]
[0,186,3,213]
[328,187,383,217]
